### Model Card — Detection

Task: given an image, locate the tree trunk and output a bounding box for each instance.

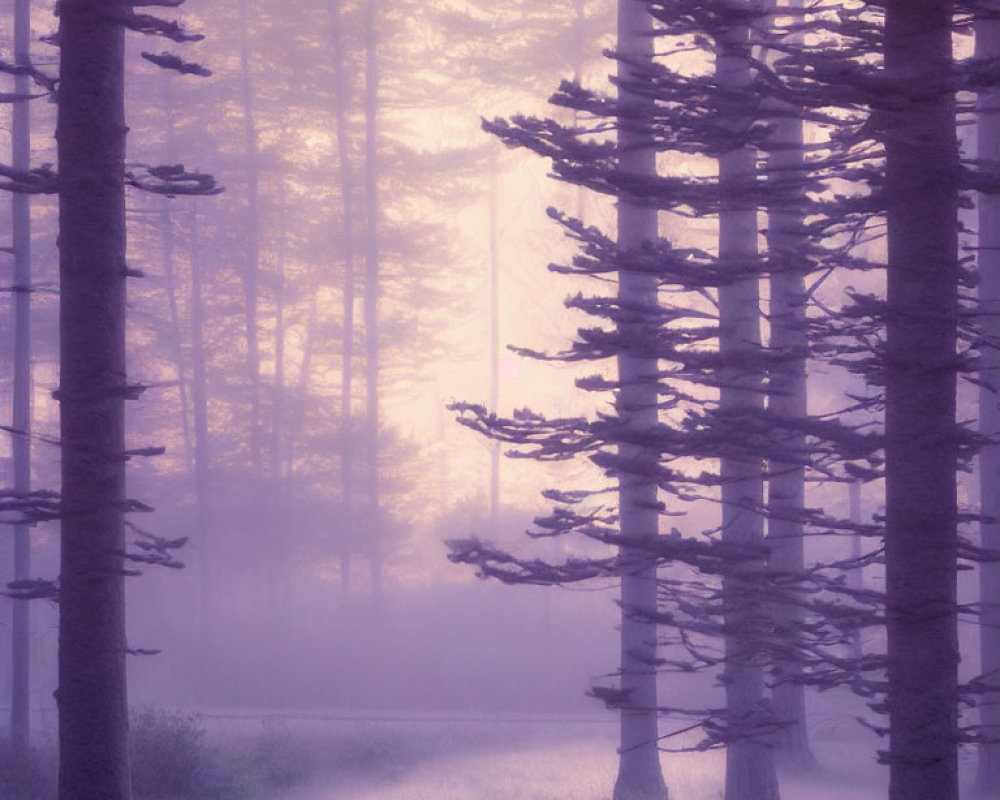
[331,0,357,596]
[10,0,32,756]
[363,0,382,603]
[764,0,816,775]
[56,2,131,798]
[975,3,1000,796]
[717,6,780,800]
[883,3,959,800]
[189,210,213,644]
[611,2,669,799]
[239,0,263,480]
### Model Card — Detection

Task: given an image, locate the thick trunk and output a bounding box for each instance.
[883,3,959,800]
[764,0,815,774]
[57,2,131,798]
[10,0,32,756]
[611,3,668,799]
[975,3,1000,795]
[364,0,382,602]
[717,6,780,800]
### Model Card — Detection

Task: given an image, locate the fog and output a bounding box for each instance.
[0,1,993,800]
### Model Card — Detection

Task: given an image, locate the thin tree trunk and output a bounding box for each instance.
[611,2,668,799]
[717,5,780,799]
[10,0,32,756]
[161,74,193,472]
[883,3,959,800]
[488,151,500,537]
[189,210,213,638]
[363,0,382,602]
[239,0,263,480]
[764,0,816,774]
[57,2,131,798]
[975,3,1000,796]
[332,0,357,596]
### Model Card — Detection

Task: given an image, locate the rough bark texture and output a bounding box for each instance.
[56,2,131,799]
[976,3,1000,795]
[610,2,669,799]
[10,0,33,756]
[718,5,780,800]
[883,3,959,800]
[764,0,816,775]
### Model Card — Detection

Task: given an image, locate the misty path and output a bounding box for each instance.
[214,715,891,800]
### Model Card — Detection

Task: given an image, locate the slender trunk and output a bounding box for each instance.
[57,2,131,798]
[239,0,263,480]
[611,3,668,799]
[332,0,357,596]
[189,210,213,636]
[883,3,959,800]
[488,152,500,537]
[764,0,815,774]
[161,74,193,472]
[717,5,780,800]
[363,0,382,602]
[975,3,1000,796]
[10,0,32,755]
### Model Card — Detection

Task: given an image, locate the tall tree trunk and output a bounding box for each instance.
[57,2,131,798]
[363,0,382,602]
[239,0,263,480]
[189,210,213,642]
[717,5,780,800]
[764,0,816,774]
[975,3,1000,796]
[161,74,193,471]
[883,3,959,800]
[332,0,357,596]
[9,0,32,756]
[611,2,668,799]
[488,151,500,538]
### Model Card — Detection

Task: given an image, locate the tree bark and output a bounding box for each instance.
[883,3,959,800]
[717,5,780,800]
[10,0,32,756]
[611,2,669,799]
[56,2,131,798]
[975,3,1000,795]
[764,0,816,775]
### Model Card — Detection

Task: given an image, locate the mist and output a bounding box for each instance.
[0,2,995,800]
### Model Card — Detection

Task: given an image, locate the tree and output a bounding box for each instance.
[56,1,132,794]
[883,3,960,800]
[975,1,1000,795]
[611,2,671,798]
[9,0,33,758]
[56,2,215,796]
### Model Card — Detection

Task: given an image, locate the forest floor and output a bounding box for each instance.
[199,713,896,800]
